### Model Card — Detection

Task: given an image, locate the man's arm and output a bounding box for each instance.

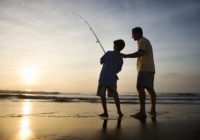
[121,49,145,58]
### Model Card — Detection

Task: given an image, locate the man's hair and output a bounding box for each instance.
[114,39,125,51]
[132,27,143,36]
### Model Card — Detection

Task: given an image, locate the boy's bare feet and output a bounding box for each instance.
[118,113,124,118]
[98,113,108,117]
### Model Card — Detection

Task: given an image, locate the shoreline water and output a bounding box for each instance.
[0,92,200,105]
[1,91,200,140]
[0,100,200,140]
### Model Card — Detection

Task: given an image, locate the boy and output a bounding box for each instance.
[97,39,125,118]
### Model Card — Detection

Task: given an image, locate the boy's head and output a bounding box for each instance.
[132,27,143,41]
[113,39,125,52]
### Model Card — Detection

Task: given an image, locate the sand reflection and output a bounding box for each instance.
[19,117,31,140]
[18,100,33,140]
[22,101,31,115]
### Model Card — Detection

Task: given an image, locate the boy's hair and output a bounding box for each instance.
[114,39,125,52]
[132,27,143,36]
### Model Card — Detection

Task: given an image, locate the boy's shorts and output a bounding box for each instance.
[137,71,155,88]
[97,84,119,98]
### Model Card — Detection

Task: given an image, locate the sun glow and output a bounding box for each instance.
[21,65,39,85]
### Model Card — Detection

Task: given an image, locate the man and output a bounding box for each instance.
[122,27,156,119]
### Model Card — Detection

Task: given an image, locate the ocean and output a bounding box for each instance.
[1,91,200,140]
[0,92,200,105]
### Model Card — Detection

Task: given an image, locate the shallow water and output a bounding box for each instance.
[0,100,200,140]
[1,92,200,104]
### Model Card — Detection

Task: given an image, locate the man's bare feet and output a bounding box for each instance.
[130,112,146,119]
[148,111,157,117]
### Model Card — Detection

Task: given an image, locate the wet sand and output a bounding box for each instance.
[0,100,200,140]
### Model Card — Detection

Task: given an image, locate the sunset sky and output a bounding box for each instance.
[0,0,200,93]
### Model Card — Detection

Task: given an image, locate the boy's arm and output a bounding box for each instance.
[100,57,104,64]
[116,59,123,73]
[121,49,145,58]
[100,52,107,64]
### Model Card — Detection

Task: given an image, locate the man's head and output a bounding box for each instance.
[132,27,143,41]
[113,39,125,52]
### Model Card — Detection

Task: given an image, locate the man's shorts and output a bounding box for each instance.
[137,71,155,88]
[97,84,119,98]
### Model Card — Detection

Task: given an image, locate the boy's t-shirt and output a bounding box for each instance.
[99,51,123,87]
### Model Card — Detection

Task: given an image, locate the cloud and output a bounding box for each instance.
[0,0,200,92]
[156,72,200,92]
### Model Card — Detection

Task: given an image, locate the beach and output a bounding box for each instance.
[0,93,200,140]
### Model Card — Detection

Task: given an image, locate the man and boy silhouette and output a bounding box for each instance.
[97,27,156,119]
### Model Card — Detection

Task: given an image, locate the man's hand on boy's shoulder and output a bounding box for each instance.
[120,53,127,58]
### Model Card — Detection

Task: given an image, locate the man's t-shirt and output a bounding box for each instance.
[99,51,123,87]
[137,37,155,73]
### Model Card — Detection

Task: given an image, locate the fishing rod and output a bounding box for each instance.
[74,12,106,54]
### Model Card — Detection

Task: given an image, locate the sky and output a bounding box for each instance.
[0,0,200,93]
